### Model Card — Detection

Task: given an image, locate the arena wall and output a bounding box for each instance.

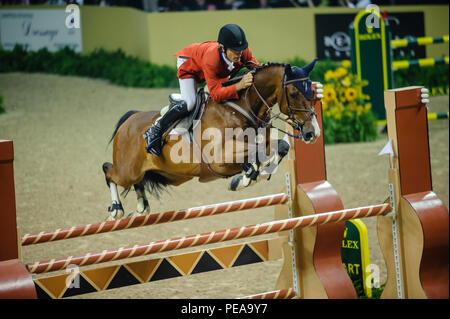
[0,5,448,66]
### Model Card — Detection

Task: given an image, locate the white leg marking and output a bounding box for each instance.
[312,116,321,138]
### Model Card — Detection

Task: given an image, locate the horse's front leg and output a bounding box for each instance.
[258,137,290,179]
[228,132,290,191]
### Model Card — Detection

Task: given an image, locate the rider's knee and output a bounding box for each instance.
[184,96,196,112]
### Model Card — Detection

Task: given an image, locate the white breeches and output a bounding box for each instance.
[177,57,198,111]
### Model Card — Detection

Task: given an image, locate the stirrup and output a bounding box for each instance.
[169,93,183,105]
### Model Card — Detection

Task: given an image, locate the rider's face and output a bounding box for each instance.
[225,48,242,63]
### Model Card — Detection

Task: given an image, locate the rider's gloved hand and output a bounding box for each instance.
[235,72,253,91]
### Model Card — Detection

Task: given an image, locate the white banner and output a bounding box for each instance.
[0,8,82,52]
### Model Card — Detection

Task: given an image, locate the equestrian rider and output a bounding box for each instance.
[144,23,261,156]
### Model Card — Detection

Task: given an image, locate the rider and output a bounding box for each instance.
[144,23,261,156]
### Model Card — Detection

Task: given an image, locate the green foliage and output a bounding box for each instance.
[350,278,366,297]
[320,61,378,144]
[394,62,449,95]
[323,109,378,144]
[1,46,447,93]
[0,45,178,88]
[358,284,385,299]
[370,286,385,299]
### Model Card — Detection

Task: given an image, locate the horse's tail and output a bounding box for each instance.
[141,170,171,200]
[107,109,170,199]
[108,110,139,145]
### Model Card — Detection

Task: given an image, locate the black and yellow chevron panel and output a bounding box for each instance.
[33,239,280,299]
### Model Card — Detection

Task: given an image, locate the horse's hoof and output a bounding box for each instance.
[137,198,150,215]
[137,198,145,213]
[126,211,141,218]
[106,212,124,221]
[102,162,113,174]
[108,210,124,220]
[127,209,150,219]
[229,175,242,191]
[107,202,125,220]
[242,175,252,187]
[277,139,290,157]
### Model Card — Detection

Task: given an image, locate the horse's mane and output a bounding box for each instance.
[222,62,286,87]
[253,62,286,74]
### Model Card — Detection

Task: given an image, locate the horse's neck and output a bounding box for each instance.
[250,67,284,118]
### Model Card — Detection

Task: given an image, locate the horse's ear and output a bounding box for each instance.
[302,58,318,75]
[284,64,292,76]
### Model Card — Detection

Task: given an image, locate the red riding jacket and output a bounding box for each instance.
[174,41,260,102]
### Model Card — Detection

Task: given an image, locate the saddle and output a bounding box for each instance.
[167,88,207,144]
[163,89,222,183]
[165,80,256,183]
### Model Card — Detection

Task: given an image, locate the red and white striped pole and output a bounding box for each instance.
[21,193,288,246]
[26,203,391,274]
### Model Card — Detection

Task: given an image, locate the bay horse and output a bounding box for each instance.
[103,60,321,220]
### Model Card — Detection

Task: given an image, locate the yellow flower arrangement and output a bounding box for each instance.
[342,76,351,87]
[334,67,348,79]
[341,60,352,68]
[324,70,335,82]
[345,88,358,102]
[320,60,377,144]
[320,62,370,120]
[323,85,337,102]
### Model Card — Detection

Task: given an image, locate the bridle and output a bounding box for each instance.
[243,69,317,139]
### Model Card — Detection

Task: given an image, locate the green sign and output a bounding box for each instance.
[342,219,371,298]
[350,10,394,120]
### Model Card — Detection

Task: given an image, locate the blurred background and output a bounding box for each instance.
[1,1,450,11]
[0,0,448,299]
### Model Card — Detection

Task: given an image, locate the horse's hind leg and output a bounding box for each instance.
[128,181,151,218]
[102,162,125,220]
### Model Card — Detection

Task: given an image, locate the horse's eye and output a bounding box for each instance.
[290,92,299,99]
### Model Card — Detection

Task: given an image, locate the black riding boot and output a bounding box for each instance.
[144,100,189,156]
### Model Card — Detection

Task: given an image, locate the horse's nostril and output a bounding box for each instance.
[305,132,315,141]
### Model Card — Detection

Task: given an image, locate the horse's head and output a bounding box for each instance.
[280,59,321,144]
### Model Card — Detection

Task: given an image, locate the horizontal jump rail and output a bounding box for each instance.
[21,193,288,246]
[392,56,449,70]
[237,288,296,299]
[26,203,392,274]
[391,35,449,48]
